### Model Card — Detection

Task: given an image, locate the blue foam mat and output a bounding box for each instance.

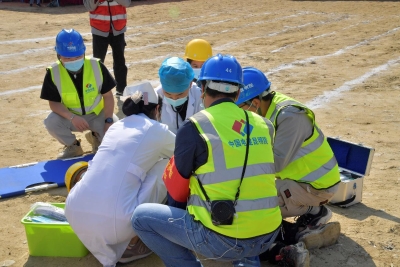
[0,154,94,199]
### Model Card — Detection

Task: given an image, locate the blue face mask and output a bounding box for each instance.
[192,68,201,80]
[64,58,84,72]
[165,95,188,108]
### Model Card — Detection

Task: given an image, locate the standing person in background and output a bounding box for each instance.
[40,29,115,159]
[155,57,203,135]
[83,0,131,96]
[29,0,41,7]
[184,39,213,81]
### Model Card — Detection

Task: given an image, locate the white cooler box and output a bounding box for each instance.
[327,137,374,208]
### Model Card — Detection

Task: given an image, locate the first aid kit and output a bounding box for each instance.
[21,203,88,257]
[328,137,375,208]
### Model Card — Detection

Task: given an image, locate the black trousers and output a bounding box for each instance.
[92,33,128,93]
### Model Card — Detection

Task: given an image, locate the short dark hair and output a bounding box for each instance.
[200,80,239,99]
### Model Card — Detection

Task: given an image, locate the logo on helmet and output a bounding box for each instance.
[67,41,77,52]
[244,83,254,90]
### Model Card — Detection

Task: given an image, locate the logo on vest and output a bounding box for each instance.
[232,119,253,137]
[229,119,268,148]
[85,83,95,93]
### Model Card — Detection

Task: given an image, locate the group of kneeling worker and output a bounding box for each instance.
[41,29,342,267]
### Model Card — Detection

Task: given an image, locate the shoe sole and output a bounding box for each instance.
[118,251,153,263]
[298,222,341,250]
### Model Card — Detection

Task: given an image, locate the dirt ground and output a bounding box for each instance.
[0,0,399,266]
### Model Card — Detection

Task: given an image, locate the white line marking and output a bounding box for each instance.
[306,57,400,109]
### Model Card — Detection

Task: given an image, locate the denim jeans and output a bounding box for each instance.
[92,33,127,93]
[131,203,279,267]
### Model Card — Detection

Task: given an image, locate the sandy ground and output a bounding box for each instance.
[0,0,400,266]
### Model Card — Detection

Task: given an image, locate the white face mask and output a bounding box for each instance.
[192,68,201,80]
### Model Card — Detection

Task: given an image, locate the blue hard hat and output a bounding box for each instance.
[236,67,271,105]
[197,54,244,89]
[55,29,86,57]
[159,57,194,93]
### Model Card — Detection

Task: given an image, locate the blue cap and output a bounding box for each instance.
[236,67,271,105]
[158,57,194,93]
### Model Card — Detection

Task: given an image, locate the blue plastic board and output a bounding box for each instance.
[0,154,94,199]
[327,137,374,176]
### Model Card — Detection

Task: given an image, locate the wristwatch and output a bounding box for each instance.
[105,117,113,124]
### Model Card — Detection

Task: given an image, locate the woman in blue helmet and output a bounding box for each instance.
[40,29,116,159]
[155,57,204,135]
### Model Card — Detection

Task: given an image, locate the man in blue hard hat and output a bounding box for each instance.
[236,67,341,255]
[40,29,116,159]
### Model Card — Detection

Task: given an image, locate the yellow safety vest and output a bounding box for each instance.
[49,56,104,115]
[266,92,340,189]
[187,102,282,238]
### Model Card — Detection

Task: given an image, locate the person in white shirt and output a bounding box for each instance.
[65,82,176,267]
[155,57,203,134]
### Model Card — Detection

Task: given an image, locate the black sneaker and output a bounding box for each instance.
[295,205,332,227]
[30,3,32,6]
[36,2,41,6]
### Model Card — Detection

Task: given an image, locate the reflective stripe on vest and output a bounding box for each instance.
[187,102,282,238]
[50,57,104,115]
[267,92,340,189]
[89,2,127,33]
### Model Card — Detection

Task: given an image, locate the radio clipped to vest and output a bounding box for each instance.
[196,111,251,226]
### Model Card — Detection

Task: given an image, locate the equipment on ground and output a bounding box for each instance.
[65,161,88,192]
[328,137,374,207]
[0,154,94,199]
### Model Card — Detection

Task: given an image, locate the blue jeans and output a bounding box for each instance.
[131,203,279,267]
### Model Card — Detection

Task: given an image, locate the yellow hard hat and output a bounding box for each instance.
[184,39,213,62]
[65,161,88,192]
